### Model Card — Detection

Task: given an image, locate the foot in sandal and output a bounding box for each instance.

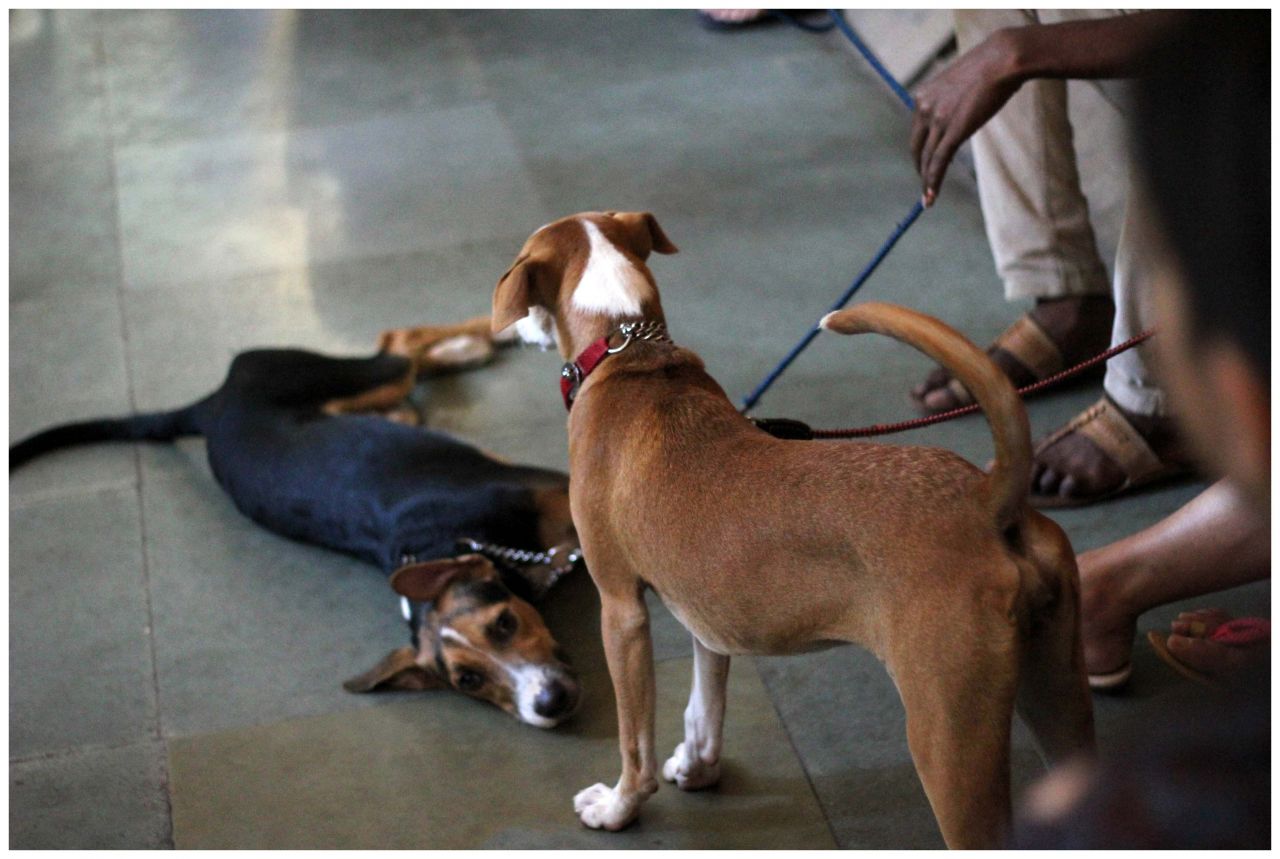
[1078,555,1138,690]
[1149,610,1270,687]
[696,9,769,28]
[912,294,1114,414]
[1029,396,1191,508]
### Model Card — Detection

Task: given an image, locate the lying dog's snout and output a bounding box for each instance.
[534,679,574,719]
[518,668,581,728]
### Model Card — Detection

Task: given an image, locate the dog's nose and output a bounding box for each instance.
[534,680,573,719]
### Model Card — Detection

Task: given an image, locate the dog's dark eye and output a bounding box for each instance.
[456,669,484,692]
[495,610,517,636]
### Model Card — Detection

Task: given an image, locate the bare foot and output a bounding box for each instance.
[1165,609,1267,681]
[913,294,1114,413]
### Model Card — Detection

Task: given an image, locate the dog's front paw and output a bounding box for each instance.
[573,782,644,831]
[662,742,722,790]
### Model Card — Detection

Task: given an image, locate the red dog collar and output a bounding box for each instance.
[560,337,611,410]
[559,321,672,410]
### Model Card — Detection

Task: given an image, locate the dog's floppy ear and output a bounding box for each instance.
[611,211,678,257]
[343,645,446,693]
[492,254,534,334]
[389,553,494,602]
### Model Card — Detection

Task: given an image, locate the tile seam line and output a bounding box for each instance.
[749,659,842,847]
[94,11,176,847]
[11,737,163,767]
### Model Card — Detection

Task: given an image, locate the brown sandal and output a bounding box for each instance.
[1029,397,1188,508]
[917,313,1093,414]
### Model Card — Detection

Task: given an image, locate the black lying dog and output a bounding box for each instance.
[11,324,582,728]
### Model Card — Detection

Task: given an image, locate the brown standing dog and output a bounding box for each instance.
[491,211,1095,848]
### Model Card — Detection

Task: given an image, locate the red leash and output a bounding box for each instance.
[809,329,1157,439]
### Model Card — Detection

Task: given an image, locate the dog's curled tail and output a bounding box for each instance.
[820,302,1031,530]
[10,404,206,472]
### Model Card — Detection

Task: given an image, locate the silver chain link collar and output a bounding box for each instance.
[455,537,583,587]
[606,320,673,354]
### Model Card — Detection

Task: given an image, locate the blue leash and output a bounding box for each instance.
[740,10,923,414]
[825,10,916,111]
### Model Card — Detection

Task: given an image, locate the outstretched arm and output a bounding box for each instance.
[911,11,1188,204]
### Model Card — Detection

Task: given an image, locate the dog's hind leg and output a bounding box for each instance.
[379,315,503,376]
[663,635,730,790]
[890,603,1021,848]
[319,355,418,420]
[1015,516,1096,765]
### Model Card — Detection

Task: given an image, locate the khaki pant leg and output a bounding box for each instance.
[954,10,1111,301]
[1103,195,1165,416]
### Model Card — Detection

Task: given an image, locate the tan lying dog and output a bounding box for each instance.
[491,212,1095,848]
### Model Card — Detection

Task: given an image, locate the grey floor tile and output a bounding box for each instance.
[9,487,155,758]
[457,9,810,100]
[302,236,526,346]
[9,143,120,302]
[168,657,833,849]
[121,267,355,411]
[100,10,487,146]
[140,469,405,737]
[503,53,901,225]
[756,646,937,848]
[9,284,135,499]
[756,642,1062,848]
[9,741,171,849]
[9,10,110,160]
[113,105,549,289]
[119,237,526,411]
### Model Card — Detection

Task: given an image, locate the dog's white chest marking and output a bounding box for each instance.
[570,220,646,317]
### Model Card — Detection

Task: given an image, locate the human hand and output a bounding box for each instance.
[910,28,1025,206]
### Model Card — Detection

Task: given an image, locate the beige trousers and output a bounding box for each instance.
[954,9,1164,416]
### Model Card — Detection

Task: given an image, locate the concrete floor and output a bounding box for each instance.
[8,10,1268,849]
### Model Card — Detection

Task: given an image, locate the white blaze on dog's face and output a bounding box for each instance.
[568,219,648,318]
[491,212,678,357]
[432,583,580,728]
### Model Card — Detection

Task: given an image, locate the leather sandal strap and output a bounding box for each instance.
[996,314,1063,380]
[1069,398,1166,483]
[939,314,1063,408]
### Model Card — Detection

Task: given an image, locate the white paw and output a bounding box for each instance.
[573,782,643,831]
[425,334,493,367]
[662,742,722,790]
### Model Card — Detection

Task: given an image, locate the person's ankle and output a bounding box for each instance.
[1031,294,1114,334]
[1080,543,1143,623]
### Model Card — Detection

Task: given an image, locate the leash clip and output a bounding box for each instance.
[606,326,635,354]
[560,361,584,405]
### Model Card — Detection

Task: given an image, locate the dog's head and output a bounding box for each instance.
[344,554,580,728]
[491,211,678,359]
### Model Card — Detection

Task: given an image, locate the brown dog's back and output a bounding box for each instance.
[821,302,1032,530]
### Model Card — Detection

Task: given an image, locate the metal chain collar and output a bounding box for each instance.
[397,540,584,646]
[396,539,584,591]
[456,537,583,587]
[606,320,673,354]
